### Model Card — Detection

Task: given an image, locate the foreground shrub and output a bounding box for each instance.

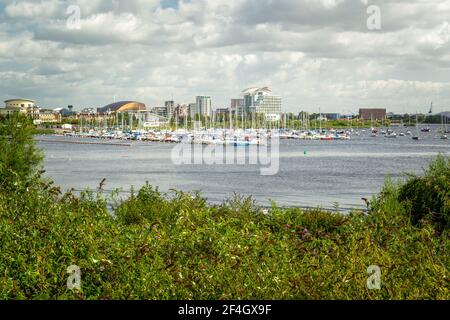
[398,155,450,231]
[0,177,448,300]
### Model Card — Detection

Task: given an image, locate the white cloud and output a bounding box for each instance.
[0,0,450,113]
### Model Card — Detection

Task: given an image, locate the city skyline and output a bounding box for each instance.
[1,0,450,114]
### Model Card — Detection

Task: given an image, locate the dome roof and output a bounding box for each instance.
[97,101,146,113]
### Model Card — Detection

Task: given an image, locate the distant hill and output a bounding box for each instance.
[437,111,450,118]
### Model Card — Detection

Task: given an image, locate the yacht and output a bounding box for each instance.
[385,132,397,138]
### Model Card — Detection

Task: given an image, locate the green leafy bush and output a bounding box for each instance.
[398,155,450,231]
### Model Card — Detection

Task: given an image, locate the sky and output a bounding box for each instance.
[0,0,450,114]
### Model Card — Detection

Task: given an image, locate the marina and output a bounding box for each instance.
[40,121,449,146]
[39,124,450,212]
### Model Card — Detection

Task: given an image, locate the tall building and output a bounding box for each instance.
[230,99,244,110]
[174,104,189,118]
[165,100,175,119]
[242,87,282,121]
[195,96,212,116]
[188,103,196,118]
[230,98,244,115]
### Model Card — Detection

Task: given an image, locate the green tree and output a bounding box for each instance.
[0,112,43,190]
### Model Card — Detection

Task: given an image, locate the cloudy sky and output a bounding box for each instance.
[0,0,450,113]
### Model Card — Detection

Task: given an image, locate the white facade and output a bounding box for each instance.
[5,98,36,109]
[136,111,169,128]
[195,96,212,116]
[242,87,282,120]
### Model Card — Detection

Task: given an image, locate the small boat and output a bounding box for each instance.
[412,136,420,141]
[385,132,397,138]
[441,134,448,140]
[399,133,405,137]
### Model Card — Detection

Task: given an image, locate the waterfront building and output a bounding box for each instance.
[188,103,196,118]
[133,111,169,128]
[195,96,212,117]
[230,99,244,111]
[0,98,39,119]
[322,113,342,120]
[80,107,97,115]
[152,107,168,118]
[97,101,146,114]
[242,87,282,121]
[5,98,36,109]
[359,108,387,121]
[214,108,231,117]
[53,107,74,117]
[173,104,189,118]
[165,101,175,119]
[38,109,61,123]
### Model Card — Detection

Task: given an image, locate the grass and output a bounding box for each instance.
[0,115,449,300]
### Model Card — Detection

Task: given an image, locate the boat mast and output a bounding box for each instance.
[319,107,322,133]
[415,112,419,136]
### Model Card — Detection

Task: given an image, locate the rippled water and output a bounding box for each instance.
[38,129,450,210]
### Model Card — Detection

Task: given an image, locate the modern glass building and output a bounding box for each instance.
[195,96,212,116]
[165,100,175,119]
[242,87,282,121]
[188,103,196,118]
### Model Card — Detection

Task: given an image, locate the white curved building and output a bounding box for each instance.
[1,98,39,118]
[5,98,36,109]
[242,87,282,121]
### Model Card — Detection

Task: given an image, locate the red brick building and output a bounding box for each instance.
[359,108,387,120]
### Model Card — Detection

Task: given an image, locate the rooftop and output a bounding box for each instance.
[5,98,36,104]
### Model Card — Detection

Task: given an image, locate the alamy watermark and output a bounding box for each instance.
[66,5,81,30]
[67,265,81,290]
[366,265,381,290]
[366,4,381,30]
[171,134,280,176]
